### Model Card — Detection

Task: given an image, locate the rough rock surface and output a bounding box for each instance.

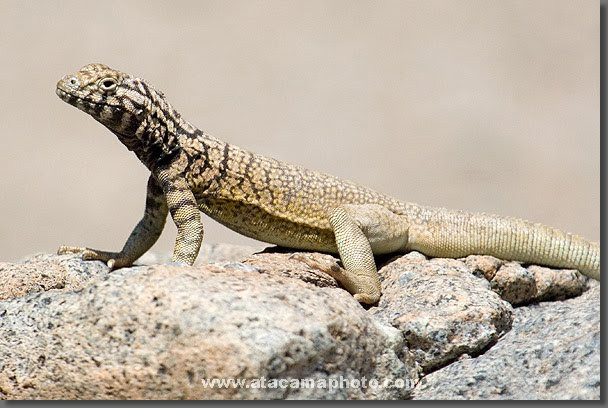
[0,246,599,400]
[137,243,264,266]
[370,253,513,372]
[0,253,109,301]
[1,243,260,302]
[464,255,588,305]
[413,282,600,400]
[0,250,417,400]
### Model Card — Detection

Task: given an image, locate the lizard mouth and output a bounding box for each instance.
[56,87,122,112]
[56,86,75,101]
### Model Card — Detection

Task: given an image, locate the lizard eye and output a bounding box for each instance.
[68,76,80,88]
[98,78,117,92]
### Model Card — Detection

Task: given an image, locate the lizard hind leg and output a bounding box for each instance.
[320,204,409,304]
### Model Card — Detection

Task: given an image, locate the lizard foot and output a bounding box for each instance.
[57,246,131,270]
[290,252,345,277]
[290,252,380,305]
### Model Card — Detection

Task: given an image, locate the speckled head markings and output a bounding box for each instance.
[56,63,599,304]
[56,63,194,166]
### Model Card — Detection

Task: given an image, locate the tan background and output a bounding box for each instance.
[0,0,599,262]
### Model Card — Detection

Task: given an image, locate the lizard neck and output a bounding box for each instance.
[118,100,200,171]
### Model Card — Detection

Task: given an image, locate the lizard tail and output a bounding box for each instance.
[408,206,600,280]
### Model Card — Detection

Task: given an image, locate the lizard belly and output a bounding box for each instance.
[197,197,338,253]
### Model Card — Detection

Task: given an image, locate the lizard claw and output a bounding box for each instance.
[291,252,343,274]
[57,245,87,255]
[57,245,127,270]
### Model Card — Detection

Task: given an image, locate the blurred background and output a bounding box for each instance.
[0,0,599,262]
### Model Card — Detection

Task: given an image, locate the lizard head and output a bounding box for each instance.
[57,63,185,158]
[56,63,142,131]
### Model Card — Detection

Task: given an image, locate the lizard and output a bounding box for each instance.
[55,63,600,304]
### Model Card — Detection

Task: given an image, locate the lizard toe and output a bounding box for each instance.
[354,292,380,305]
[57,245,87,255]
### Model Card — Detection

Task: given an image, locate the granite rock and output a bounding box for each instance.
[413,283,600,400]
[464,256,587,305]
[0,247,598,400]
[0,254,418,400]
[371,253,513,372]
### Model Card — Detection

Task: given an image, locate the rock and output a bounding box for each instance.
[0,248,598,400]
[243,250,340,289]
[137,242,263,265]
[489,262,537,305]
[0,253,109,301]
[527,265,587,302]
[371,253,513,372]
[464,255,503,281]
[465,256,588,306]
[0,255,418,400]
[412,285,600,400]
[1,244,260,303]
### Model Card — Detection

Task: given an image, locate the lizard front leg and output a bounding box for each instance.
[58,174,168,269]
[156,167,203,265]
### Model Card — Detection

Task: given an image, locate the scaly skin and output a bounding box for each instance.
[56,63,600,304]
